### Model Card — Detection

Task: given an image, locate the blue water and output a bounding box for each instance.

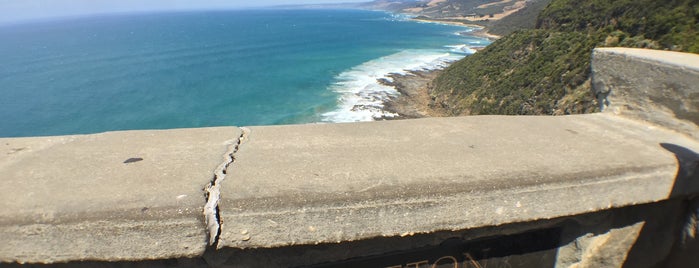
[0,9,489,137]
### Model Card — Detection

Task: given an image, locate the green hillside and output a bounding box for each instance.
[430,0,699,116]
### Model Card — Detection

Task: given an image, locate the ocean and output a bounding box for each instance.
[0,9,489,137]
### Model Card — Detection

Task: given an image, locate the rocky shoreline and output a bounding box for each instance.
[377,69,450,120]
[373,16,501,121]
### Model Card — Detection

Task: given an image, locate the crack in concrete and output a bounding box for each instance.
[204,127,250,246]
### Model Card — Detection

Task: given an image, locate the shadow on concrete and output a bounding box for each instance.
[661,143,699,197]
[621,143,699,268]
[294,229,562,268]
[207,226,563,268]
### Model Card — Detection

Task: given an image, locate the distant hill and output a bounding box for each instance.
[361,0,551,36]
[363,0,529,19]
[484,0,551,36]
[404,0,513,18]
[429,0,699,116]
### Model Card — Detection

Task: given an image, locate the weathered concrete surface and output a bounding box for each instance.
[216,114,699,254]
[208,198,693,268]
[592,47,699,140]
[553,198,688,268]
[0,127,242,264]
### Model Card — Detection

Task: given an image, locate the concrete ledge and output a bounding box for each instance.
[217,114,699,251]
[592,47,699,140]
[0,127,242,263]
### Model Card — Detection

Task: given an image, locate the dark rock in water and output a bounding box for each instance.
[123,157,144,164]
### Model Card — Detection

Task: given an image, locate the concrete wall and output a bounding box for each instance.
[2,48,699,268]
[592,48,699,140]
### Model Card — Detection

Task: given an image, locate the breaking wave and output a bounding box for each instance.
[321,49,467,123]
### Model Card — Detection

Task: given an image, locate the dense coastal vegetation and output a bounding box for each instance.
[430,0,699,115]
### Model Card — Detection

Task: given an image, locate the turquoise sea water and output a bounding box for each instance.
[0,9,489,137]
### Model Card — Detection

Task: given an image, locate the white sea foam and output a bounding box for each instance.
[454,28,476,34]
[445,44,477,54]
[468,40,488,45]
[367,12,413,22]
[321,50,466,123]
[387,13,414,22]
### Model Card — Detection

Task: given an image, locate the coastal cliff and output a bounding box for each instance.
[429,0,699,116]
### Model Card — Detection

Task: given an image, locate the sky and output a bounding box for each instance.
[0,0,371,24]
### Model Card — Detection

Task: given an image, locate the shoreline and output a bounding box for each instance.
[411,17,502,41]
[377,69,450,120]
[374,16,501,121]
[323,9,499,123]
